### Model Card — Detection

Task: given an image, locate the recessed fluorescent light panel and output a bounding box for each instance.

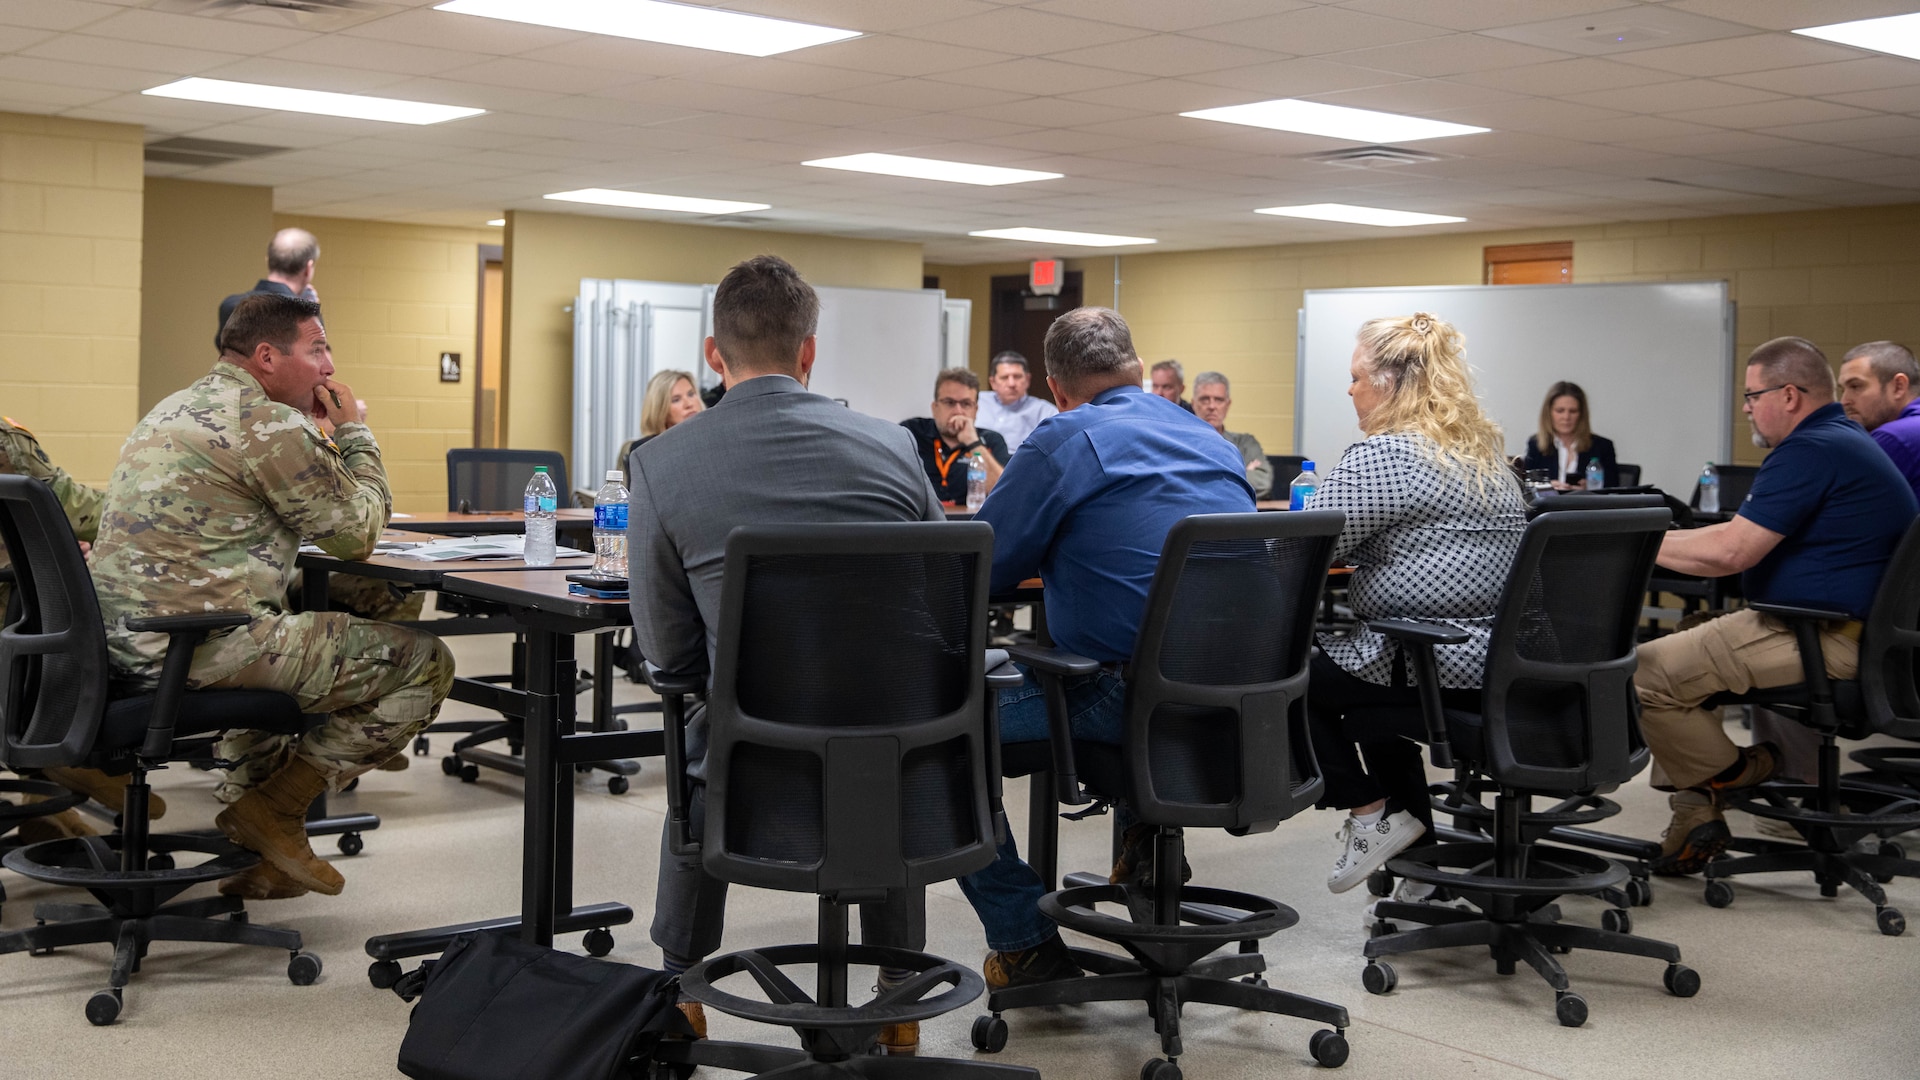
[142,78,483,125]
[1255,203,1467,227]
[969,228,1156,248]
[544,188,769,215]
[435,0,859,57]
[804,153,1062,187]
[486,219,506,226]
[1795,13,1920,60]
[1182,99,1487,143]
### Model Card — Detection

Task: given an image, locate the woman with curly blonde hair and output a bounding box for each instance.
[617,369,704,482]
[1307,312,1527,897]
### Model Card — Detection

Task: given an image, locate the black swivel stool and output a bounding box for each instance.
[976,511,1353,1075]
[646,521,1039,1080]
[0,475,322,1025]
[1358,508,1699,1027]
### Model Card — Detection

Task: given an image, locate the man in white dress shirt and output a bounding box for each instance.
[976,351,1057,449]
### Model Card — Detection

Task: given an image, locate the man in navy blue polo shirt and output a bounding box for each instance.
[1638,336,1918,874]
[954,305,1254,988]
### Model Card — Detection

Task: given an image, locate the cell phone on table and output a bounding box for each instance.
[565,572,627,590]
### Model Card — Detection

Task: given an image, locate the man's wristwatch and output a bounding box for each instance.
[961,440,983,454]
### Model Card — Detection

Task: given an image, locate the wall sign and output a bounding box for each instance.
[440,352,461,382]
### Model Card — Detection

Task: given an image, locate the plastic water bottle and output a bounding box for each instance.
[523,466,558,567]
[965,453,988,512]
[1289,460,1319,511]
[592,470,629,577]
[1698,462,1720,514]
[1585,457,1605,491]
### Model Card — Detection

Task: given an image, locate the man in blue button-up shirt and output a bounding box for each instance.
[957,306,1254,990]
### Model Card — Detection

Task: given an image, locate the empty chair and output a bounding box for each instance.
[1689,463,1758,510]
[445,448,568,513]
[1615,463,1642,487]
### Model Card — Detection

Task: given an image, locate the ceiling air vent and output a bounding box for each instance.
[147,0,399,31]
[144,136,290,167]
[1305,146,1442,169]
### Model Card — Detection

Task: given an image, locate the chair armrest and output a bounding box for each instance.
[642,663,706,696]
[1365,619,1470,647]
[1004,643,1102,677]
[124,612,251,634]
[644,662,702,856]
[982,651,1022,845]
[130,610,253,760]
[985,650,1024,690]
[1749,602,1853,624]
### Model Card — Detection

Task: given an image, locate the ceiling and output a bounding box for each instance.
[7,0,1920,261]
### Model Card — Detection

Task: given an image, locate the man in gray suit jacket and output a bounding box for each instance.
[626,254,944,1054]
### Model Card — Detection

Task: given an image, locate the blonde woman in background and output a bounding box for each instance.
[619,369,704,481]
[1307,312,1527,896]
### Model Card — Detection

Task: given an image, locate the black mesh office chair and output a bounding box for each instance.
[1269,455,1308,492]
[1616,463,1642,487]
[1689,463,1758,511]
[0,476,322,1025]
[1358,508,1699,1027]
[445,448,568,514]
[1696,518,1920,935]
[646,522,1038,1080]
[975,512,1353,1076]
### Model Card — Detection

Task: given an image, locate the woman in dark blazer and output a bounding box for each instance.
[1523,381,1618,489]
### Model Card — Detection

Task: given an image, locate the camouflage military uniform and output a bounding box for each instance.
[90,359,454,803]
[0,416,105,612]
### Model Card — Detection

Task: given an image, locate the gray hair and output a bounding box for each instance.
[1193,371,1229,395]
[1044,307,1141,395]
[1150,358,1184,383]
[267,228,319,275]
[1843,340,1920,386]
[1748,336,1835,399]
[989,350,1028,376]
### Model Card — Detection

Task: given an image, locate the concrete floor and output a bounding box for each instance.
[4,627,1918,1080]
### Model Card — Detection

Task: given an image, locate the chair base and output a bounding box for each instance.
[653,1038,1038,1080]
[1703,840,1920,935]
[1360,899,1693,1027]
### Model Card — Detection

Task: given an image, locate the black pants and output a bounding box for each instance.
[1307,652,1478,831]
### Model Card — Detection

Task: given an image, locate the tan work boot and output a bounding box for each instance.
[214,757,345,896]
[1651,789,1730,876]
[15,801,97,844]
[1707,741,1781,794]
[674,1001,708,1039]
[377,753,410,772]
[42,766,166,819]
[218,859,311,901]
[875,1022,919,1056]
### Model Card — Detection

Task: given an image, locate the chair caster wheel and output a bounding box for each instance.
[1242,975,1268,987]
[229,911,249,923]
[1555,991,1588,1028]
[1878,907,1906,937]
[971,1014,1008,1053]
[583,928,615,957]
[86,988,122,1026]
[147,853,175,871]
[1601,908,1631,935]
[1663,963,1700,998]
[441,756,461,776]
[608,775,630,796]
[1366,868,1393,897]
[1881,840,1906,861]
[1368,920,1399,938]
[343,777,359,793]
[1140,1058,1181,1080]
[460,764,480,783]
[368,960,403,989]
[414,736,430,756]
[1624,877,1652,907]
[1362,960,1397,995]
[1704,880,1734,908]
[288,951,323,985]
[1309,1028,1349,1068]
[337,832,364,856]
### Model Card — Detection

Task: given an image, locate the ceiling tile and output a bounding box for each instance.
[1059,77,1279,115]
[1665,98,1874,128]
[1719,58,1920,97]
[348,7,580,55]
[860,112,1047,143]
[1335,33,1572,78]
[199,56,415,93]
[952,96,1149,129]
[721,0,999,33]
[18,33,233,76]
[1046,35,1284,78]
[261,34,489,78]
[0,0,121,32]
[894,8,1150,54]
[1759,114,1920,145]
[1663,0,1920,31]
[1562,78,1783,113]
[1823,83,1920,113]
[923,57,1154,96]
[1184,6,1438,54]
[1611,33,1861,76]
[0,75,115,109]
[784,34,1017,78]
[1183,56,1415,97]
[818,77,1032,112]
[1027,0,1300,33]
[1611,129,1806,155]
[686,59,897,96]
[1336,0,1636,34]
[1311,78,1520,113]
[0,54,163,92]
[437,57,649,96]
[1454,56,1684,95]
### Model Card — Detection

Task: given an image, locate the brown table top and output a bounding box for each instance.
[440,569,632,623]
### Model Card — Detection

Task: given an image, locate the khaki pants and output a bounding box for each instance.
[194,611,456,803]
[1636,608,1858,791]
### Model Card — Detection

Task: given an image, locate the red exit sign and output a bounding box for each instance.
[1029,258,1065,296]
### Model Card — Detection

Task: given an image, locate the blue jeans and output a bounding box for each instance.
[957,666,1126,952]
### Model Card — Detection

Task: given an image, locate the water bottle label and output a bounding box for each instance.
[537,497,556,513]
[524,494,537,513]
[1290,484,1317,511]
[594,504,628,529]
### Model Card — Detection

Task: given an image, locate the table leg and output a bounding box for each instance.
[303,565,330,613]
[521,628,561,947]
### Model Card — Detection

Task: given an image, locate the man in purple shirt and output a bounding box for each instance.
[1840,340,1920,500]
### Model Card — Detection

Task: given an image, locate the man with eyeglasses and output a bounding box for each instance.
[900,368,1009,505]
[1635,336,1917,876]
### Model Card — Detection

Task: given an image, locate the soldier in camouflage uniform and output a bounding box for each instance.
[91,292,454,899]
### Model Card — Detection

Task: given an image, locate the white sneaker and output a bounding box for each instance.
[1329,811,1426,894]
[1362,878,1440,930]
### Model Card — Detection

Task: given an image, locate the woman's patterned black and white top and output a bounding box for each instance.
[1307,432,1526,688]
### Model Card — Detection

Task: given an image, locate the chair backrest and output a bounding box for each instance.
[1478,507,1669,793]
[702,522,995,895]
[1268,455,1307,490]
[0,475,109,771]
[1123,511,1342,832]
[1861,517,1920,740]
[1616,463,1642,487]
[1689,463,1758,510]
[1525,492,1665,519]
[446,449,568,512]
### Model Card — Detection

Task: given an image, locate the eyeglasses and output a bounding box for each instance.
[1742,384,1802,403]
[935,397,977,409]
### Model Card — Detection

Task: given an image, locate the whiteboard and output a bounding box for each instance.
[1297,282,1733,497]
[797,285,947,423]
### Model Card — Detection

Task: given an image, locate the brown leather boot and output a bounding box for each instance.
[214,757,345,896]
[875,1022,919,1056]
[218,859,311,901]
[42,766,167,819]
[16,801,97,844]
[674,1001,708,1039]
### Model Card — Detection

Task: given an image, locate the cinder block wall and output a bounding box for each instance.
[0,112,144,486]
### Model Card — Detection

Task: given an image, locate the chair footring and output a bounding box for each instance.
[680,944,984,1032]
[1387,841,1627,897]
[654,1036,1042,1079]
[1,832,258,892]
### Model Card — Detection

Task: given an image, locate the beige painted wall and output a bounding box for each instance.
[933,202,1920,468]
[139,177,274,414]
[0,111,144,486]
[274,214,492,513]
[503,210,923,472]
